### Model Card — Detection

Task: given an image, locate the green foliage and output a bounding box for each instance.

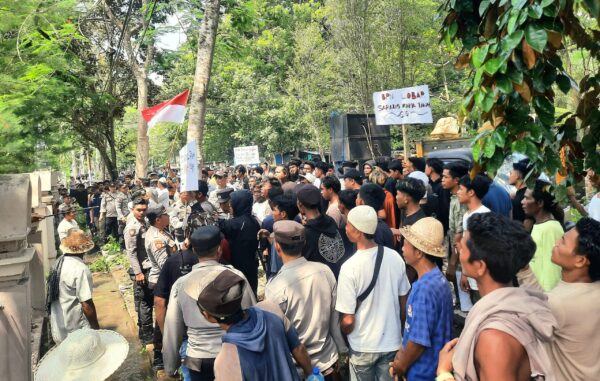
[89,236,128,273]
[441,0,600,200]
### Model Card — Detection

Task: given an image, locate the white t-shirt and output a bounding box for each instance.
[462,204,490,290]
[462,204,491,231]
[57,219,79,241]
[587,194,600,222]
[336,246,411,352]
[50,256,93,343]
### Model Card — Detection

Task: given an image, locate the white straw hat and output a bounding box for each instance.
[34,328,128,381]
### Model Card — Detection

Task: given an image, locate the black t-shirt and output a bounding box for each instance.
[512,187,527,222]
[153,249,199,300]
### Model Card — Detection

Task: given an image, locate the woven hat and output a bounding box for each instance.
[34,328,128,381]
[59,229,94,254]
[399,217,446,257]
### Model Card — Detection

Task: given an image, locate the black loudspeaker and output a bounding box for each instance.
[330,113,391,163]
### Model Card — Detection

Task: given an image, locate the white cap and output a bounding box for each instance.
[347,205,378,235]
[158,177,168,184]
[299,173,317,184]
[408,171,429,187]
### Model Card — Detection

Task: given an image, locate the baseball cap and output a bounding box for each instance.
[296,184,321,207]
[196,270,245,321]
[190,225,221,252]
[272,220,305,245]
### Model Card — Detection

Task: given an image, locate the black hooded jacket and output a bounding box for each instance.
[302,214,348,278]
[220,190,260,293]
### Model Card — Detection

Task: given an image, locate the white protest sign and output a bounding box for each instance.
[233,145,260,166]
[179,141,198,192]
[373,85,433,125]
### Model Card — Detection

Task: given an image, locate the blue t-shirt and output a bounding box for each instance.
[482,182,512,218]
[402,267,454,381]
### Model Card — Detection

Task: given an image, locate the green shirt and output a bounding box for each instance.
[530,220,564,291]
[448,194,467,238]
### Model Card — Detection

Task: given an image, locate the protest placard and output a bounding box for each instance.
[373,85,433,125]
[179,141,198,192]
[234,145,260,166]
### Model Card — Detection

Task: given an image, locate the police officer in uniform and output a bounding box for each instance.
[216,188,234,221]
[145,205,177,371]
[169,190,195,244]
[100,182,119,241]
[116,183,131,250]
[162,226,256,379]
[124,197,153,345]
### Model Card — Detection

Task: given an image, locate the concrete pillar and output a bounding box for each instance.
[27,174,46,311]
[0,174,34,381]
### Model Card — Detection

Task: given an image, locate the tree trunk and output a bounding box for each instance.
[135,76,149,178]
[187,0,222,170]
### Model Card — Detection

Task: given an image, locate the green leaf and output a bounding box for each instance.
[479,0,491,16]
[474,66,485,87]
[472,45,490,68]
[540,0,554,7]
[582,134,597,151]
[483,136,497,158]
[506,66,523,84]
[496,74,513,93]
[525,140,539,160]
[473,139,483,161]
[512,139,527,153]
[583,0,600,18]
[507,10,520,34]
[500,30,524,53]
[481,91,496,112]
[528,3,543,18]
[511,0,527,10]
[486,150,506,175]
[543,3,558,16]
[449,21,458,39]
[525,24,548,53]
[484,56,506,75]
[493,128,507,147]
[533,76,547,92]
[533,96,555,126]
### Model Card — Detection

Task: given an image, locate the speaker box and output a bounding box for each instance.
[330,113,391,163]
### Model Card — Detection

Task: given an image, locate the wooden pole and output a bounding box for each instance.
[402,124,409,160]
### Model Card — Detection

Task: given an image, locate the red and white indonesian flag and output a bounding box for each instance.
[142,90,189,134]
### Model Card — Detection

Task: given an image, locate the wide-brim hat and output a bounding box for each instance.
[59,230,94,254]
[399,217,446,257]
[34,329,128,381]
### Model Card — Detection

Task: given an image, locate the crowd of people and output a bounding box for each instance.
[43,156,600,381]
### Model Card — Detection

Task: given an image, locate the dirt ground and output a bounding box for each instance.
[92,272,155,381]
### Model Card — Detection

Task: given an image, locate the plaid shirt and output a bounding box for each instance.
[402,267,454,381]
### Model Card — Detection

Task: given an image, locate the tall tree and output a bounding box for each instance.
[187,0,222,168]
[100,0,162,178]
